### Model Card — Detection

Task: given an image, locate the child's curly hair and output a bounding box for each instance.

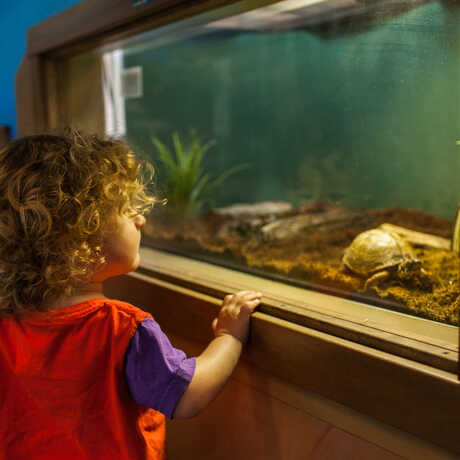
[0,129,162,316]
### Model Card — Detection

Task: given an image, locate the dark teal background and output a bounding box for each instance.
[124,1,460,218]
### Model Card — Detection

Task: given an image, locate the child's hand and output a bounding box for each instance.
[212,291,262,344]
[174,291,263,418]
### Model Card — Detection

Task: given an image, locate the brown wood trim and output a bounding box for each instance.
[18,0,246,135]
[25,0,438,58]
[26,0,241,57]
[135,249,458,374]
[166,334,454,459]
[43,59,63,132]
[0,126,11,147]
[15,56,48,137]
[27,0,192,56]
[103,271,460,455]
[248,313,460,455]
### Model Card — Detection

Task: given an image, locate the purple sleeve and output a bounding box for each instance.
[124,317,196,419]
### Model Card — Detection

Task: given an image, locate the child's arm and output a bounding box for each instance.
[173,290,262,419]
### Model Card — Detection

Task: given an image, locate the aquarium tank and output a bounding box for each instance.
[59,0,460,326]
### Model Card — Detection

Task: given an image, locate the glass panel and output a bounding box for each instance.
[61,0,460,327]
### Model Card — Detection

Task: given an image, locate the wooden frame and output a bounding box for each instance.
[15,0,460,454]
[0,126,11,147]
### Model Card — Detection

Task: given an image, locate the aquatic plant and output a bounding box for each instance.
[152,130,248,219]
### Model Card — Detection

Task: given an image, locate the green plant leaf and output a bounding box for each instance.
[191,172,211,203]
[152,136,176,172]
[172,131,185,170]
[208,163,250,190]
[151,131,248,219]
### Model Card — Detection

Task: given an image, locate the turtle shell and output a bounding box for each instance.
[343,228,415,277]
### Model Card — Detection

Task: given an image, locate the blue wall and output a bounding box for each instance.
[0,0,81,139]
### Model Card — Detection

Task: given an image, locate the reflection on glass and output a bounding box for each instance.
[62,0,460,325]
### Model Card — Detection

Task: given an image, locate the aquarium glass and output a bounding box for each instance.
[61,0,460,326]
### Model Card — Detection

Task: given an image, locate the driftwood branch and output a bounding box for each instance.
[452,206,460,254]
[378,223,450,250]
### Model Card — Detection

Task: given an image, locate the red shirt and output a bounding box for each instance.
[0,298,167,460]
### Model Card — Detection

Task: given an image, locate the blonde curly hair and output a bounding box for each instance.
[0,129,162,316]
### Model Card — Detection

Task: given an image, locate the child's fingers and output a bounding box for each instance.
[223,294,235,303]
[233,291,262,301]
[235,290,261,297]
[235,296,262,308]
[239,299,261,313]
[241,291,262,299]
[222,291,261,307]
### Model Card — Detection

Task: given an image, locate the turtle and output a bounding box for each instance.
[342,228,427,290]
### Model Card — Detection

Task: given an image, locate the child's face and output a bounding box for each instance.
[91,211,146,282]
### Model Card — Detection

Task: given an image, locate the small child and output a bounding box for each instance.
[0,130,262,459]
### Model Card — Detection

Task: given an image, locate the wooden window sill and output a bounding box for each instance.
[137,247,458,373]
[104,246,460,454]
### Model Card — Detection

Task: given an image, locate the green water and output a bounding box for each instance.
[124,1,460,219]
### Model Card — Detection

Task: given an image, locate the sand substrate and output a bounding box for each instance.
[146,205,459,326]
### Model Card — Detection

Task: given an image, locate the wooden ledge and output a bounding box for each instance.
[136,247,458,373]
[103,248,460,454]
